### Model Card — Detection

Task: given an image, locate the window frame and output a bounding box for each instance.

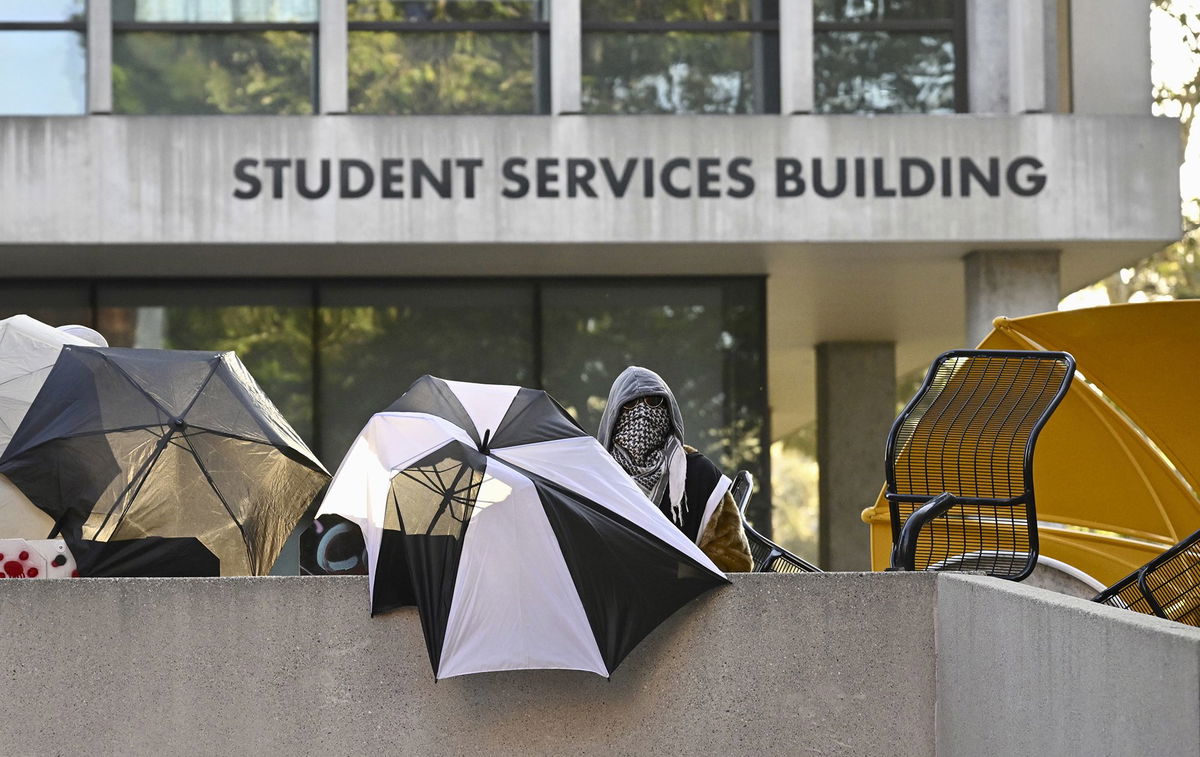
[346,8,552,115]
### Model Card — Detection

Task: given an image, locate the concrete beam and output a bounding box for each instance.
[963,249,1061,346]
[318,0,348,114]
[779,0,814,114]
[550,0,581,114]
[86,0,112,114]
[817,341,895,571]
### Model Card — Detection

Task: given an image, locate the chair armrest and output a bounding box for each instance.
[890,492,958,571]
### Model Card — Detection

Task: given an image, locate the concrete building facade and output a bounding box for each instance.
[0,0,1180,569]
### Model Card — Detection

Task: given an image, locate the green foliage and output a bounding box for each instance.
[348,30,536,114]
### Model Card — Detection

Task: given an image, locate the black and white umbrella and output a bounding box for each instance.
[316,375,727,679]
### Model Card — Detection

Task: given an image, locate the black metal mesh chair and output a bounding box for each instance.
[886,350,1075,581]
[733,470,820,574]
[1094,528,1200,626]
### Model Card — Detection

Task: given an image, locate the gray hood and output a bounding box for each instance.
[597,366,685,451]
[597,366,690,527]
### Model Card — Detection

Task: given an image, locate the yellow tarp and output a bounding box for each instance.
[863,301,1200,586]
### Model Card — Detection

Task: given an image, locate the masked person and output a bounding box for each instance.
[597,366,753,572]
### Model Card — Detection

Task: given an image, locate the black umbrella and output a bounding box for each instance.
[313,375,728,678]
[0,346,329,576]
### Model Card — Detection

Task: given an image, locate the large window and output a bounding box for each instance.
[347,0,549,114]
[0,278,769,550]
[814,0,964,114]
[581,0,779,114]
[111,0,317,114]
[0,0,86,115]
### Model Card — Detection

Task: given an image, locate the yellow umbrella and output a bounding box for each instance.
[863,301,1200,586]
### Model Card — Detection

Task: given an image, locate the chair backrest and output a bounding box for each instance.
[733,470,822,574]
[1095,528,1200,626]
[885,350,1075,579]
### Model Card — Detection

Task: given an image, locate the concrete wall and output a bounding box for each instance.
[0,573,937,757]
[937,575,1200,757]
[2,572,1195,756]
[0,115,1178,245]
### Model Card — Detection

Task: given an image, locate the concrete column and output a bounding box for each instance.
[966,0,1009,113]
[778,0,813,114]
[964,249,1061,346]
[550,0,581,114]
[86,0,112,114]
[1070,0,1152,115]
[1008,0,1047,113]
[817,342,895,571]
[318,0,348,114]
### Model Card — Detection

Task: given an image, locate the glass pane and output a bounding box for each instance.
[814,30,955,113]
[582,32,755,114]
[348,30,537,114]
[540,280,767,510]
[112,31,314,114]
[581,0,768,22]
[95,283,316,444]
[349,0,544,22]
[0,283,92,327]
[113,0,318,22]
[317,283,534,464]
[815,0,953,23]
[0,31,86,115]
[0,0,83,22]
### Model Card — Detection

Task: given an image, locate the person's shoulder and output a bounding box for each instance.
[682,447,724,484]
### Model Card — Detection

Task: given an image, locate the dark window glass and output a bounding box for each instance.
[540,280,768,515]
[582,0,766,22]
[112,31,315,114]
[814,0,959,113]
[0,31,86,114]
[316,283,535,464]
[814,0,953,22]
[348,30,539,114]
[582,31,757,114]
[815,30,955,113]
[113,0,317,22]
[0,0,83,22]
[349,0,542,22]
[95,283,316,444]
[0,283,92,327]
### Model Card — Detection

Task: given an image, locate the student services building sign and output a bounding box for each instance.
[0,115,1177,245]
[231,154,1047,201]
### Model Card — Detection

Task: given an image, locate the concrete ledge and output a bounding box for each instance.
[3,573,1197,755]
[0,573,936,757]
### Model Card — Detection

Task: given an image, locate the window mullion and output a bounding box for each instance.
[550,0,581,114]
[319,0,347,114]
[88,0,112,113]
[780,0,813,114]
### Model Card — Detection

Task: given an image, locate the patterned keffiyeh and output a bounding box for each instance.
[611,401,672,494]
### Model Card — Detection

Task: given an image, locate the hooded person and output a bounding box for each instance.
[598,366,753,572]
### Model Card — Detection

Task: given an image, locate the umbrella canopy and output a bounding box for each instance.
[0,346,330,576]
[864,301,1200,585]
[316,375,727,679]
[0,315,98,539]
